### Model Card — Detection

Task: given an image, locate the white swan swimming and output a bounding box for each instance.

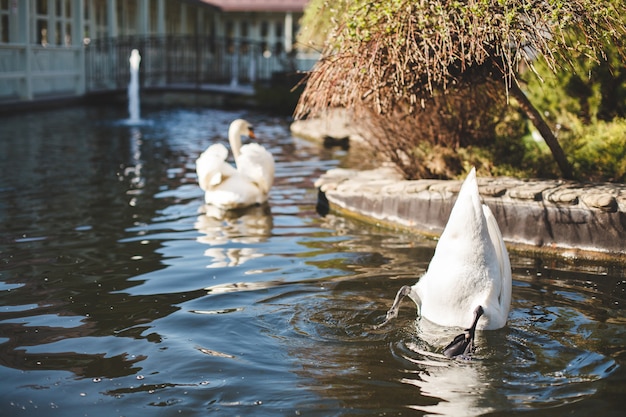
[378,167,512,358]
[196,119,275,210]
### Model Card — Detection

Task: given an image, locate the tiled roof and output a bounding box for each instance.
[200,0,309,12]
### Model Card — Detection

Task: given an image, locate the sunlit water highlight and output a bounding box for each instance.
[0,106,625,416]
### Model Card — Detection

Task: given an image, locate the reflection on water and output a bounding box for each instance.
[0,106,625,416]
[400,352,495,416]
[195,204,273,268]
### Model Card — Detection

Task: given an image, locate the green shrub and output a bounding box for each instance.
[562,117,626,182]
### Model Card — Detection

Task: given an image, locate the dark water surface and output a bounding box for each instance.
[1,106,625,416]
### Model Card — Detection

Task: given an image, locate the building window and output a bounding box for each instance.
[202,10,214,37]
[166,1,180,34]
[36,0,47,14]
[35,0,49,45]
[33,0,74,46]
[88,0,107,41]
[274,22,282,38]
[185,8,196,35]
[115,0,138,36]
[149,0,157,34]
[83,0,90,44]
[55,0,72,45]
[0,0,9,43]
[240,21,249,53]
[225,20,234,38]
[225,20,234,52]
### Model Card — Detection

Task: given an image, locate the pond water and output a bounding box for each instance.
[0,105,625,417]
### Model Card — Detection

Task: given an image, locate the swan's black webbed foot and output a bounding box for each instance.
[373,285,413,329]
[443,305,484,359]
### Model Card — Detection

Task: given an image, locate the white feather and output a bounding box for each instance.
[409,167,512,330]
[237,142,275,195]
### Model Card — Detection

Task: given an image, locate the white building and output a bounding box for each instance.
[0,0,312,106]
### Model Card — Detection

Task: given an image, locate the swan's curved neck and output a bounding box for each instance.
[228,128,243,162]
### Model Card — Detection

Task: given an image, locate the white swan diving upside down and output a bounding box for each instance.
[196,119,275,210]
[377,167,512,359]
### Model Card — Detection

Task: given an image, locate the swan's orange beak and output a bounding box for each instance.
[248,128,256,139]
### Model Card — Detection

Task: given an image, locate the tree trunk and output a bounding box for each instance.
[509,83,574,179]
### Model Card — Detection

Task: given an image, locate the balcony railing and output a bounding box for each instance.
[0,43,84,102]
[85,35,317,93]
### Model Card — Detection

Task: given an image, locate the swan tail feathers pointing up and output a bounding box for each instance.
[379,167,512,357]
[412,167,511,330]
[482,204,512,319]
[438,167,483,242]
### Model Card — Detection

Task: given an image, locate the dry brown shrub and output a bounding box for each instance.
[295,0,626,179]
[352,81,507,179]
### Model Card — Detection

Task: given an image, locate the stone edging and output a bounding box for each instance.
[315,165,626,259]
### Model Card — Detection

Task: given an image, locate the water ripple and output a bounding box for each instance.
[1,106,625,416]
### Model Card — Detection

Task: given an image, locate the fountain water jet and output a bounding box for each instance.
[128,49,141,123]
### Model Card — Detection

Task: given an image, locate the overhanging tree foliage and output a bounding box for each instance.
[295,0,626,179]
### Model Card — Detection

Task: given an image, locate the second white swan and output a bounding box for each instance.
[377,167,512,358]
[196,119,275,210]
